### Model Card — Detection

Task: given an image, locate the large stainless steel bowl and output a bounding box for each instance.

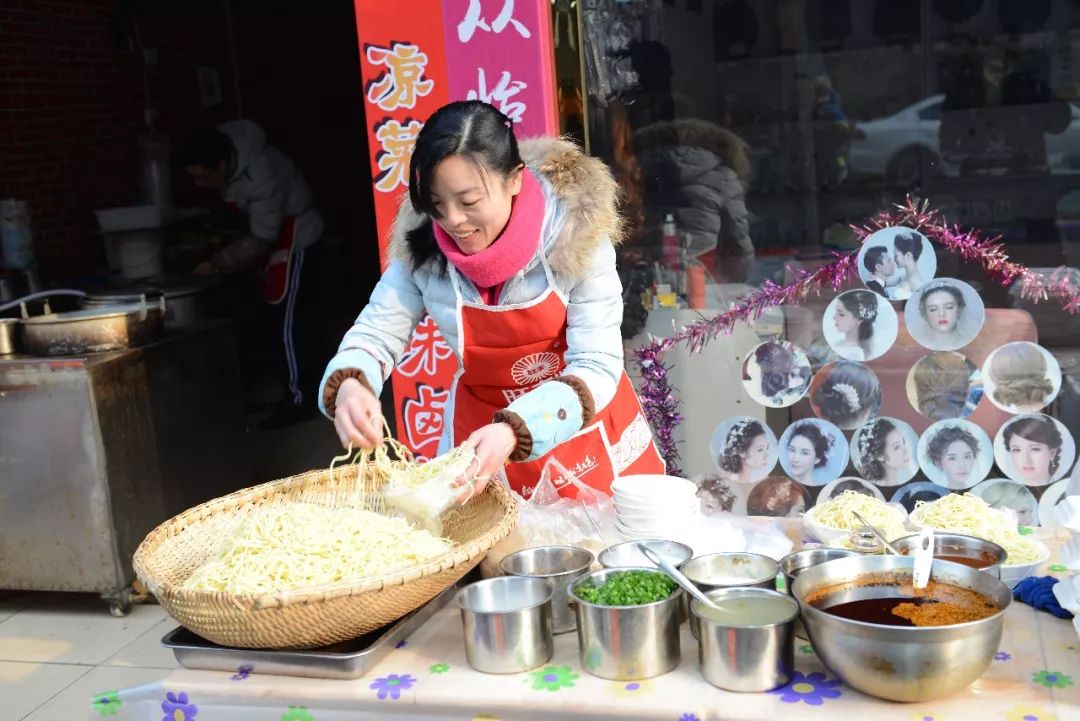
[791,554,1012,702]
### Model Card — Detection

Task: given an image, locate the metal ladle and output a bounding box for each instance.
[636,543,723,612]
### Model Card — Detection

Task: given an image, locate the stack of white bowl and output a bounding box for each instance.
[611,475,699,540]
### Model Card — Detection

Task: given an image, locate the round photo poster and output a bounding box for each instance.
[857,226,938,300]
[809,360,883,430]
[904,278,985,352]
[823,290,899,362]
[850,416,920,487]
[817,477,887,504]
[917,418,994,490]
[741,340,813,408]
[982,342,1063,415]
[890,481,951,514]
[692,474,748,517]
[969,478,1040,528]
[745,476,812,518]
[778,419,849,487]
[905,352,983,421]
[1038,478,1072,530]
[709,416,780,484]
[993,413,1076,487]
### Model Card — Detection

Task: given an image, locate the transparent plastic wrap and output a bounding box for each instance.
[383,446,478,536]
[481,459,616,577]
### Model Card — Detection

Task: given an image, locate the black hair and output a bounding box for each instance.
[718,419,767,475]
[405,101,522,271]
[1002,415,1064,476]
[893,231,924,260]
[788,421,833,470]
[811,361,883,427]
[858,418,898,481]
[755,342,797,398]
[838,289,878,345]
[863,246,888,274]
[177,127,232,169]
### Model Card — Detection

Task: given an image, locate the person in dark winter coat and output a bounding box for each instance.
[632,118,755,282]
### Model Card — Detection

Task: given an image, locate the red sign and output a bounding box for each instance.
[354,0,557,459]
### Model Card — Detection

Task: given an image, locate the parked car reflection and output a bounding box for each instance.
[849,95,1080,183]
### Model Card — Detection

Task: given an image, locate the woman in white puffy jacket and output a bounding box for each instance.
[320,101,664,498]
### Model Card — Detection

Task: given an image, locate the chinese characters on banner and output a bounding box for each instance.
[354,0,557,459]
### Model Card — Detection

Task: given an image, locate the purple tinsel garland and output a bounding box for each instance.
[636,196,1080,474]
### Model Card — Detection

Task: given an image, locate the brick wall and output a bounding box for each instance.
[0,0,373,284]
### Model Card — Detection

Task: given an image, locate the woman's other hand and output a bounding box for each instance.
[460,422,517,497]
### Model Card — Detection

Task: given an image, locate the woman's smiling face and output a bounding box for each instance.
[1008,434,1055,484]
[786,434,818,477]
[940,439,976,485]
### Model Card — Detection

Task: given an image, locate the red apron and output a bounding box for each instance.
[449,254,665,499]
[225,201,297,305]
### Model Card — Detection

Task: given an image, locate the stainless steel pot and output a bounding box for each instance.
[456,576,554,674]
[891,533,1006,579]
[791,554,1012,702]
[0,318,18,355]
[500,546,594,634]
[569,567,682,680]
[683,553,780,640]
[20,297,165,355]
[83,275,221,328]
[693,587,799,692]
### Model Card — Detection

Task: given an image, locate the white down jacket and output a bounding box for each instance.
[318,137,627,456]
[213,120,324,271]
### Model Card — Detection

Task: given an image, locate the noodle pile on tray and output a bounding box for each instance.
[181,434,478,595]
[807,491,908,540]
[911,493,1047,567]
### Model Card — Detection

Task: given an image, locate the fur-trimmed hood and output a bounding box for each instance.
[388,137,623,280]
[633,118,751,181]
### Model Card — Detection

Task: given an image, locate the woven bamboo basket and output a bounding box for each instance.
[133,462,517,649]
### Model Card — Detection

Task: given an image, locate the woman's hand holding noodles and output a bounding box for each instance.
[334,378,385,449]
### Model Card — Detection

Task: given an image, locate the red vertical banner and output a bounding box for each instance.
[354,0,557,460]
[440,0,559,136]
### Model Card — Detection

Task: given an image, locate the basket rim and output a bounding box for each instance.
[133,469,518,609]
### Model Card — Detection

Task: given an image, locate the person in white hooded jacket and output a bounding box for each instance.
[180,120,325,426]
[322,101,664,497]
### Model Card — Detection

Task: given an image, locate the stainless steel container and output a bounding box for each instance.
[891,533,1006,579]
[683,552,780,640]
[792,554,1012,702]
[500,545,594,634]
[0,318,18,355]
[20,299,165,355]
[599,540,693,624]
[598,539,693,570]
[569,567,682,680]
[779,548,860,595]
[693,587,799,692]
[456,577,554,674]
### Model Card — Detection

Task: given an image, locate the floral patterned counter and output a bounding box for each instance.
[96,544,1078,721]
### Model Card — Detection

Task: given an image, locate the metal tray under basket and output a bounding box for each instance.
[161,585,457,680]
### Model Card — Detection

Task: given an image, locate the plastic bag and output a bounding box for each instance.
[383,447,477,536]
[481,459,616,577]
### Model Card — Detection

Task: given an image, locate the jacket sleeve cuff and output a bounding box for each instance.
[554,375,595,425]
[495,379,585,461]
[318,349,384,419]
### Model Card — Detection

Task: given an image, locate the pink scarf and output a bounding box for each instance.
[433,169,545,290]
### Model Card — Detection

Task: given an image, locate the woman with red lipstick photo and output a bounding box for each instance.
[904,279,985,352]
[994,413,1075,488]
[918,419,993,490]
[319,101,665,499]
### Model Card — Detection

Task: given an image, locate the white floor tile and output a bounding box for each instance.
[103,616,180,670]
[0,593,37,624]
[0,595,166,665]
[22,665,169,721]
[0,661,90,721]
